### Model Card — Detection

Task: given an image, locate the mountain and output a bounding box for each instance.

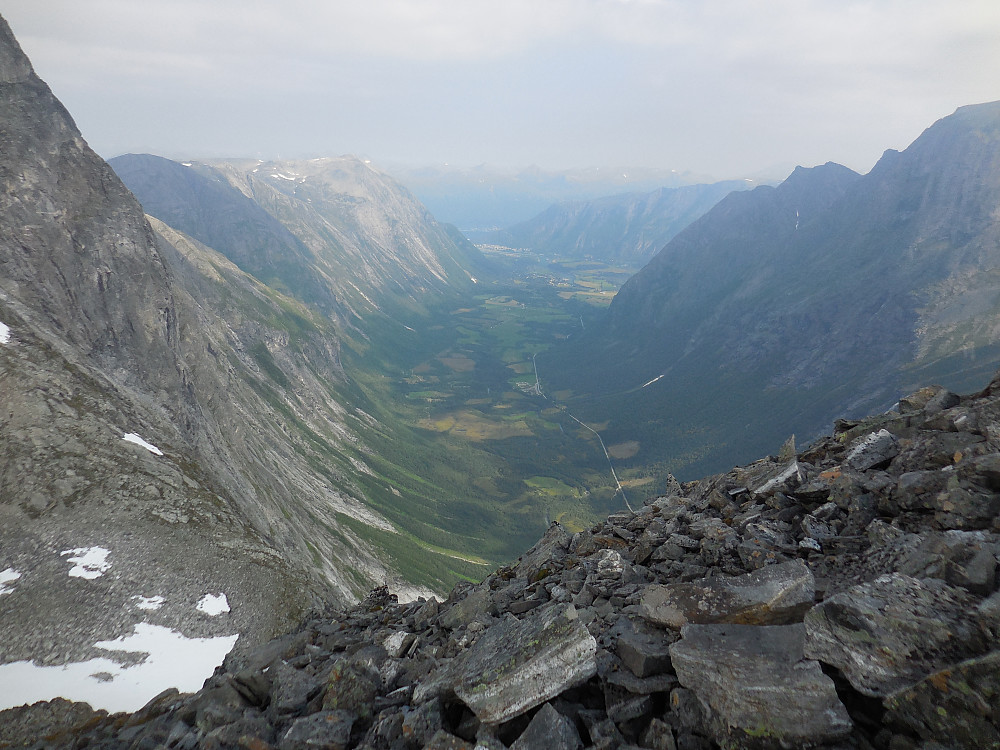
[497,180,752,266]
[8,373,1000,746]
[0,12,484,696]
[387,163,717,240]
[547,102,1000,479]
[110,153,487,323]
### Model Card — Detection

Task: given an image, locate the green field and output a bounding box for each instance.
[330,247,666,590]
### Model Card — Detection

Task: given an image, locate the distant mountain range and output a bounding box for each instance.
[388,163,719,239]
[495,180,753,266]
[548,100,1000,478]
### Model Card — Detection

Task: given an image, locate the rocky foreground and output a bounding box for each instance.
[4,376,1000,749]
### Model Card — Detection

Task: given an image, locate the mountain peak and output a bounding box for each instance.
[779,161,860,192]
[0,16,34,84]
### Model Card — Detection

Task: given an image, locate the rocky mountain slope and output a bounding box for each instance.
[548,102,1000,479]
[497,181,750,267]
[8,374,999,748]
[110,153,487,325]
[0,11,478,698]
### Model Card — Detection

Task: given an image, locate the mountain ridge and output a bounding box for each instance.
[546,101,1000,480]
[496,180,754,266]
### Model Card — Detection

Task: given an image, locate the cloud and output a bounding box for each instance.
[4,0,1000,174]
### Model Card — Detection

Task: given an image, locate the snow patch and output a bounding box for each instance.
[133,595,165,611]
[123,432,163,455]
[641,374,665,389]
[0,623,239,712]
[197,593,230,616]
[181,162,192,167]
[271,173,296,181]
[0,321,10,344]
[61,547,111,579]
[0,568,21,595]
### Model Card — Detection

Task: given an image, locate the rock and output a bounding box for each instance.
[752,461,805,498]
[640,560,814,629]
[668,687,706,732]
[924,388,961,414]
[603,680,656,723]
[883,651,1000,749]
[424,729,475,750]
[509,703,583,750]
[641,717,678,750]
[321,658,382,719]
[382,630,417,658]
[804,573,986,696]
[669,623,851,748]
[454,604,597,724]
[612,617,676,678]
[268,661,322,717]
[964,453,1000,490]
[597,648,678,696]
[845,429,899,471]
[401,697,445,746]
[279,710,354,750]
[440,587,495,630]
[899,385,943,413]
[231,668,272,707]
[0,699,108,748]
[513,523,573,579]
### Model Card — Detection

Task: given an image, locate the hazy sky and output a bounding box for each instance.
[4,1,999,178]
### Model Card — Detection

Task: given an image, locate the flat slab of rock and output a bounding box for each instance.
[454,604,597,724]
[804,573,985,696]
[844,428,899,471]
[669,623,851,748]
[640,560,814,629]
[883,651,1000,749]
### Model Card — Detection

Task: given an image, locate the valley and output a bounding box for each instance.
[333,248,660,587]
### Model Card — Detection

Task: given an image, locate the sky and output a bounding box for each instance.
[4,1,1000,178]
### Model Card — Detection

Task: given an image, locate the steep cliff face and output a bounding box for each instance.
[0,14,423,695]
[548,104,1000,478]
[112,154,488,325]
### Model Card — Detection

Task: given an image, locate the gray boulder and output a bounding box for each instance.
[804,573,986,696]
[669,623,851,748]
[454,604,597,724]
[640,560,814,629]
[279,710,354,750]
[845,429,899,471]
[883,651,1000,749]
[510,703,583,750]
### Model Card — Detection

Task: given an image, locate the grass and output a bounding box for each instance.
[286,251,653,592]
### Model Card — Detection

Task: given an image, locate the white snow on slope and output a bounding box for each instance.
[0,321,10,343]
[122,432,163,455]
[0,623,239,712]
[197,592,230,616]
[641,374,665,388]
[60,546,111,579]
[133,595,165,611]
[0,568,21,595]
